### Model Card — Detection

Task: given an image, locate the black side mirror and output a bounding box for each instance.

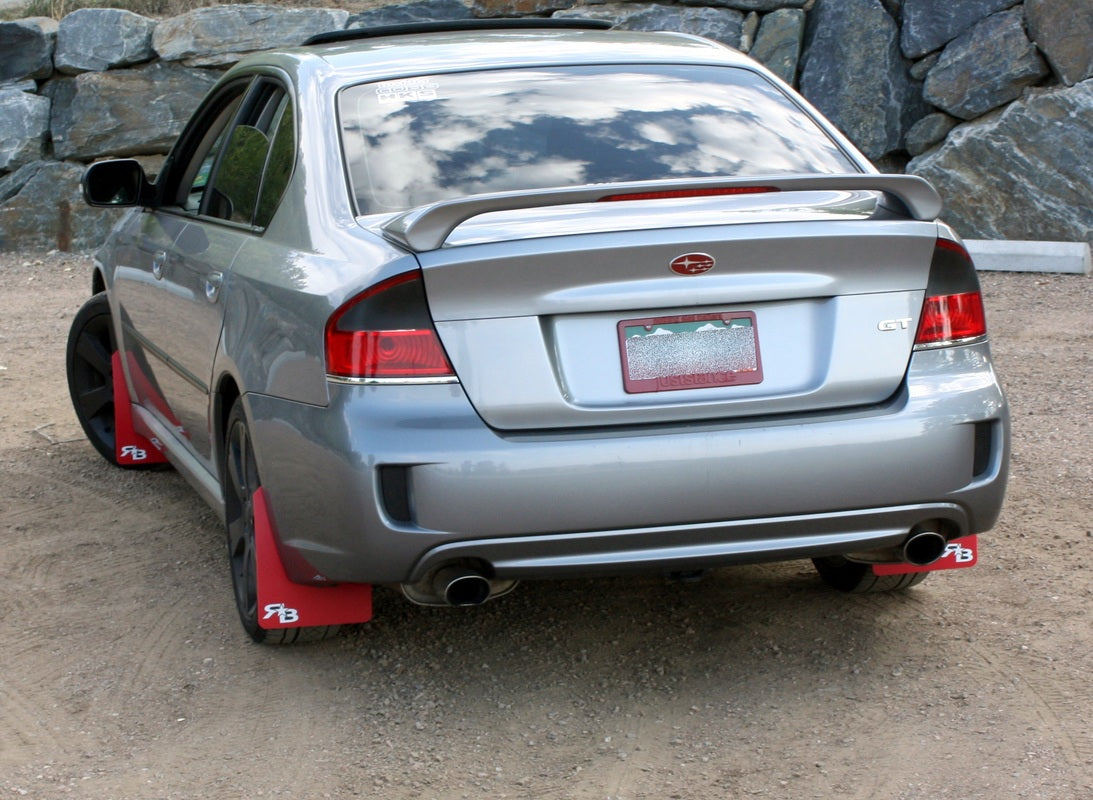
[82,159,156,208]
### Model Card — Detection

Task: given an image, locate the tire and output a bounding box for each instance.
[221,401,339,645]
[66,293,122,465]
[812,555,929,593]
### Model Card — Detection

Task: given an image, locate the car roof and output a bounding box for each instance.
[230,24,755,87]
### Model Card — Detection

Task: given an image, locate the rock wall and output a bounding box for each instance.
[0,0,1089,251]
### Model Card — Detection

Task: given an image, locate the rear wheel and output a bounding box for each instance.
[66,293,121,465]
[222,401,339,644]
[812,555,929,593]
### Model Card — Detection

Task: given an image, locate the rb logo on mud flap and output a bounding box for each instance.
[944,542,975,563]
[263,603,300,624]
[120,445,147,461]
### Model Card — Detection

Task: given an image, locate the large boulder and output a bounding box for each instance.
[473,0,569,16]
[349,0,473,28]
[0,18,57,83]
[678,0,807,9]
[153,4,349,66]
[800,0,919,160]
[908,80,1093,246]
[0,89,50,172]
[0,161,126,252]
[749,8,805,85]
[904,111,957,156]
[47,62,219,161]
[1025,0,1093,86]
[554,4,745,48]
[900,0,1016,59]
[923,9,1049,120]
[54,8,157,75]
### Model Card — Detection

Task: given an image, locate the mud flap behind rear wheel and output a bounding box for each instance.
[111,352,168,467]
[871,535,978,576]
[253,488,373,630]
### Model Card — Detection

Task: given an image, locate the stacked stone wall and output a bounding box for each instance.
[0,0,1089,251]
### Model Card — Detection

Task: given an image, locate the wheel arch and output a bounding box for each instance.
[213,373,242,482]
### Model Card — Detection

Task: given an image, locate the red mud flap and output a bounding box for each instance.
[111,351,168,467]
[253,487,373,629]
[872,535,978,576]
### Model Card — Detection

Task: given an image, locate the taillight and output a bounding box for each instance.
[325,271,455,381]
[914,239,988,348]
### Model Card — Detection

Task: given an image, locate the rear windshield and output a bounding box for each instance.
[338,64,857,215]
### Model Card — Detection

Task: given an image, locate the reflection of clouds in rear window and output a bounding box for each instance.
[339,65,855,215]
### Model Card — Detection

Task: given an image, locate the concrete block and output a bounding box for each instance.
[966,239,1091,275]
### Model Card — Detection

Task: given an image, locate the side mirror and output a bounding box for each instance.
[82,159,156,208]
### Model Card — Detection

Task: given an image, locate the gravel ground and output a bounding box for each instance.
[1,251,1090,799]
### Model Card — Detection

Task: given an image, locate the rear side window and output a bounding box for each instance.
[206,82,295,228]
[339,64,857,215]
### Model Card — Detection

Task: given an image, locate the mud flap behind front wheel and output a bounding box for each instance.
[111,351,168,467]
[253,487,373,629]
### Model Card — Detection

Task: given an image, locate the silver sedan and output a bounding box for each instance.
[67,20,1009,644]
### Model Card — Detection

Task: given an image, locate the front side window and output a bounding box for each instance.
[170,88,246,213]
[339,65,857,215]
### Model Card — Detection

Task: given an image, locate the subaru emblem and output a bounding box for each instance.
[670,253,715,275]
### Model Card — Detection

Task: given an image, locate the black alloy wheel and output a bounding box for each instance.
[222,401,338,644]
[66,293,121,465]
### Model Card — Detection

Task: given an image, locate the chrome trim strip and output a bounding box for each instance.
[326,374,460,386]
[405,503,970,581]
[912,334,989,351]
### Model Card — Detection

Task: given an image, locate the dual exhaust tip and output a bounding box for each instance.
[404,529,952,606]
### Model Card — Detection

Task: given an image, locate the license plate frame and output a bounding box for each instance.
[617,311,764,394]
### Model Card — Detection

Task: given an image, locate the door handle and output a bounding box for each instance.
[205,271,224,303]
[152,250,167,280]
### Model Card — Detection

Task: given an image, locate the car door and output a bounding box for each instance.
[114,76,296,474]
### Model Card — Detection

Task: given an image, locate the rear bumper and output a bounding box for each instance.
[245,342,1008,584]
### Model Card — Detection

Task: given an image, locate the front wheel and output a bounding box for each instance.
[812,555,929,593]
[66,293,122,465]
[221,401,339,645]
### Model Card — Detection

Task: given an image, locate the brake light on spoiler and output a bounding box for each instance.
[599,186,778,202]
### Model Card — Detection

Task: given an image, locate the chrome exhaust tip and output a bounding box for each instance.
[901,530,948,566]
[433,566,492,607]
[400,564,518,607]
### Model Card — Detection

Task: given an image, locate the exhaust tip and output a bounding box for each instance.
[435,567,492,607]
[401,564,518,607]
[901,530,948,566]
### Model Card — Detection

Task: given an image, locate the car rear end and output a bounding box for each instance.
[247,29,1008,604]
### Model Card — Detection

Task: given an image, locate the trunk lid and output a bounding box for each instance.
[382,186,939,430]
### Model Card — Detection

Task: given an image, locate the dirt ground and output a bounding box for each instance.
[1,251,1090,800]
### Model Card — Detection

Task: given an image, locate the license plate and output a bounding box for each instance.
[618,311,763,394]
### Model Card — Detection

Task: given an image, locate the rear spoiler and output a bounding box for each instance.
[380,174,943,252]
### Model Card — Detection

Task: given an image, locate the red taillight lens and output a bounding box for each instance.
[914,292,987,345]
[914,239,987,347]
[326,329,453,378]
[325,272,454,380]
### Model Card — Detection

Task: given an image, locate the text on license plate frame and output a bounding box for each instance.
[617,311,764,394]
